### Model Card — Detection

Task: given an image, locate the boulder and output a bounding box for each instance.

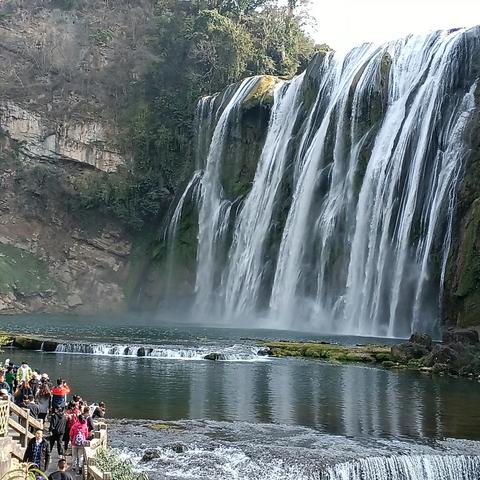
[167,443,187,454]
[13,336,43,350]
[137,347,153,357]
[67,293,83,308]
[409,332,433,350]
[41,340,58,352]
[256,347,271,356]
[204,352,224,361]
[422,345,458,367]
[391,342,428,362]
[141,449,161,462]
[442,328,479,345]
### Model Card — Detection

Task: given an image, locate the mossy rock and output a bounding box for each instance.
[381,361,398,369]
[242,76,279,111]
[13,336,43,350]
[265,341,390,364]
[149,422,185,432]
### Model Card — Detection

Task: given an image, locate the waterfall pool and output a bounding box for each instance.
[2,314,480,478]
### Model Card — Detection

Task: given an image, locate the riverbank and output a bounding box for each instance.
[264,329,480,379]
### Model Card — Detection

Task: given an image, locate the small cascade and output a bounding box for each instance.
[323,454,480,480]
[53,343,267,362]
[167,27,480,337]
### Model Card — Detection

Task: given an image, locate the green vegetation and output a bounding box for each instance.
[94,448,147,480]
[1,463,48,480]
[265,341,392,363]
[89,28,115,46]
[0,243,57,297]
[78,0,319,229]
[149,422,185,432]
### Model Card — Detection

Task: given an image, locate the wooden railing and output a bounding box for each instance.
[1,397,113,480]
[84,423,111,480]
[8,401,44,448]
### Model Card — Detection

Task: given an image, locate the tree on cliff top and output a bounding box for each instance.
[80,0,318,228]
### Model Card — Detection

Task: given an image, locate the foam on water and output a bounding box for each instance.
[53,342,268,362]
[109,420,480,480]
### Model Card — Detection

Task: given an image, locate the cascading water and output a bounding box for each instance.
[169,27,480,337]
[322,455,480,480]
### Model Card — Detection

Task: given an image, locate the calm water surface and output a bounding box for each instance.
[2,314,480,441]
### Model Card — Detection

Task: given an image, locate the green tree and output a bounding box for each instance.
[81,0,318,229]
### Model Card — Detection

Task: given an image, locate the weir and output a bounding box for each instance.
[168,27,480,338]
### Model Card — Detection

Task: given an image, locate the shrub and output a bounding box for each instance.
[94,448,147,480]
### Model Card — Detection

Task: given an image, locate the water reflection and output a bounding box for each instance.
[5,350,480,440]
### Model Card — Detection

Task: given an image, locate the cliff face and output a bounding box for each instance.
[0,0,158,314]
[444,79,480,332]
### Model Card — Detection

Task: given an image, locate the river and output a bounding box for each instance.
[2,314,480,479]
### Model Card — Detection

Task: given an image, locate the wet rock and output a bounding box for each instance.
[137,347,153,357]
[423,345,458,367]
[381,360,397,369]
[204,352,224,361]
[409,332,433,350]
[432,363,448,374]
[442,328,479,345]
[41,340,58,352]
[391,342,428,362]
[141,449,160,462]
[256,347,271,356]
[13,336,43,350]
[167,443,187,454]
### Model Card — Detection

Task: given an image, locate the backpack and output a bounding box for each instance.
[74,428,86,446]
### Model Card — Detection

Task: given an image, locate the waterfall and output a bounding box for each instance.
[194,77,263,316]
[169,27,480,337]
[323,455,480,480]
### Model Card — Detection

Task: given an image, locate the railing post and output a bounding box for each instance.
[20,408,30,448]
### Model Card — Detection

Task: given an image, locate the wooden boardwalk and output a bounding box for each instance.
[0,398,109,480]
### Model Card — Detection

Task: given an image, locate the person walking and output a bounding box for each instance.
[23,429,50,472]
[63,401,79,453]
[25,395,40,419]
[51,379,70,410]
[49,407,67,457]
[48,459,74,480]
[69,415,89,474]
[36,381,51,422]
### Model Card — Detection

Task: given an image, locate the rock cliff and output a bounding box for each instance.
[0,0,157,313]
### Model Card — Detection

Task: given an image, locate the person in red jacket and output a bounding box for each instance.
[63,401,80,452]
[69,415,89,474]
[51,379,71,410]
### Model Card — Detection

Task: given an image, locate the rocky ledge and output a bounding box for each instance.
[264,328,480,379]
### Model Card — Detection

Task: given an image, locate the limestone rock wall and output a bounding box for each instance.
[0,102,125,172]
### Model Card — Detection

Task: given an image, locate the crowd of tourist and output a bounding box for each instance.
[1,359,106,478]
